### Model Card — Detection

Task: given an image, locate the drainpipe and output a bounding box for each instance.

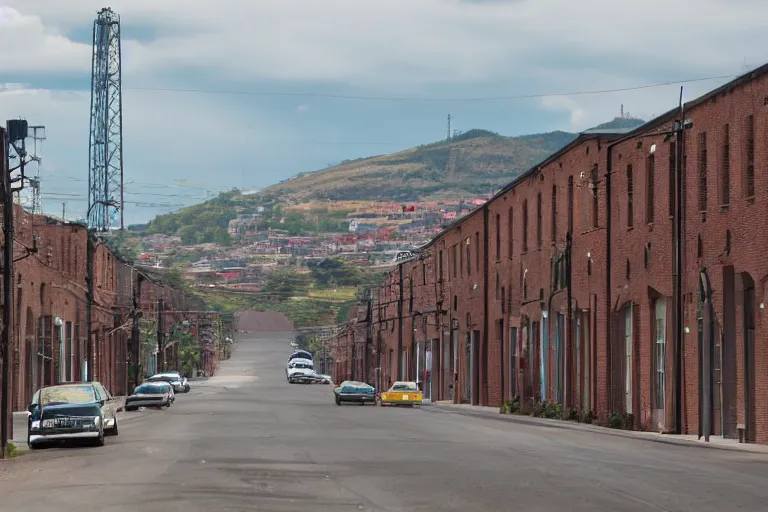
[482,204,489,406]
[605,139,615,417]
[673,96,687,435]
[85,231,94,382]
[565,231,573,408]
[397,264,403,381]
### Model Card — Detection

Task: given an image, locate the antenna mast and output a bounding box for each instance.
[88,7,124,231]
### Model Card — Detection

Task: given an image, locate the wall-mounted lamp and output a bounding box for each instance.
[650,143,657,154]
[684,326,691,334]
[54,317,63,327]
[587,251,591,259]
[760,303,765,310]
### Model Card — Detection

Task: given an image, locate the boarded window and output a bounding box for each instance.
[646,154,655,223]
[507,207,513,258]
[668,142,676,217]
[536,193,543,249]
[495,214,501,260]
[567,176,574,235]
[551,185,557,241]
[745,114,755,198]
[698,132,707,212]
[721,124,730,205]
[627,164,634,228]
[522,200,529,252]
[591,166,599,228]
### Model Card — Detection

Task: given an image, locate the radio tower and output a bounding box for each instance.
[88,7,124,231]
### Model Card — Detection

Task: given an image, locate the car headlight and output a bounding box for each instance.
[30,420,40,430]
[93,416,101,426]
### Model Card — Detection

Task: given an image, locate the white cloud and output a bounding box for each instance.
[540,96,585,130]
[296,105,309,115]
[3,0,767,87]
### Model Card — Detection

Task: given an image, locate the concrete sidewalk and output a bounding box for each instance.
[429,402,768,455]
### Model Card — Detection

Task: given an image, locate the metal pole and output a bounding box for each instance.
[85,231,94,382]
[673,90,686,435]
[156,299,164,372]
[1,127,13,458]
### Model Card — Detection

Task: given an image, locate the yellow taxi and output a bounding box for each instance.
[379,381,423,407]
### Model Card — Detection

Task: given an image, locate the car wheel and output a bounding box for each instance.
[110,417,119,436]
[166,400,172,408]
[125,406,136,412]
[335,396,341,406]
[94,427,105,447]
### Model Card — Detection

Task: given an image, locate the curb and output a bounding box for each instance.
[427,404,768,455]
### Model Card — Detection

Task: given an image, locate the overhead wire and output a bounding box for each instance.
[123,74,736,102]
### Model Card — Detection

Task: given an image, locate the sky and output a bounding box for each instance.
[1,0,766,224]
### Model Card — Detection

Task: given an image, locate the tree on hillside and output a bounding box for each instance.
[309,258,365,287]
[262,268,311,298]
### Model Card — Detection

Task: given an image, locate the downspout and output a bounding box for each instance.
[673,98,686,435]
[397,264,403,381]
[482,204,489,406]
[605,139,615,418]
[565,231,573,408]
[85,231,94,382]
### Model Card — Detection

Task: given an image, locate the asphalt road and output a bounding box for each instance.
[2,331,768,512]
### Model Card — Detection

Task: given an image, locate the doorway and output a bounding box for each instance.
[654,298,667,428]
[742,272,756,442]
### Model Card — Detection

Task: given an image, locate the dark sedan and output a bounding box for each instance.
[125,382,173,410]
[27,382,114,448]
[333,381,376,405]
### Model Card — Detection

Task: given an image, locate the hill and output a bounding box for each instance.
[135,117,644,238]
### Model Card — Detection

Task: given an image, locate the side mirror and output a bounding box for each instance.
[99,399,106,406]
[27,404,36,413]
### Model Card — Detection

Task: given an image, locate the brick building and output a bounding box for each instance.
[0,192,194,441]
[331,64,768,444]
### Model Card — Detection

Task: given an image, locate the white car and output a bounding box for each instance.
[286,359,315,383]
[147,372,190,393]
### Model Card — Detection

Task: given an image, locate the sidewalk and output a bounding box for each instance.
[430,402,768,455]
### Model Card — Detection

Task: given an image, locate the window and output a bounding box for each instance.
[522,200,529,252]
[590,166,599,228]
[452,245,457,278]
[646,154,655,223]
[551,185,557,241]
[745,114,755,197]
[536,192,542,249]
[721,124,730,205]
[507,207,514,258]
[495,274,500,300]
[567,176,574,235]
[495,214,501,260]
[668,142,676,217]
[697,234,703,259]
[501,287,506,313]
[698,132,707,212]
[466,238,471,276]
[409,278,413,312]
[459,240,464,276]
[439,250,444,281]
[475,232,480,272]
[627,164,634,228]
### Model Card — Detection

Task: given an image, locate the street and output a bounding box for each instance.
[1,331,768,512]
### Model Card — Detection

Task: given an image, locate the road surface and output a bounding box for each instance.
[1,331,767,511]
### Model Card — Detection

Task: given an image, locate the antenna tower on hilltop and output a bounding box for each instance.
[88,7,124,231]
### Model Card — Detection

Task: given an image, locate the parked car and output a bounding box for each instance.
[333,381,376,405]
[147,372,189,393]
[288,350,313,363]
[125,382,173,410]
[27,381,118,448]
[312,373,333,384]
[379,381,423,406]
[286,359,315,383]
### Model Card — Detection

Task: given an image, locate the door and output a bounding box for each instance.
[472,330,481,405]
[462,332,471,403]
[509,327,518,399]
[654,299,667,428]
[624,307,633,413]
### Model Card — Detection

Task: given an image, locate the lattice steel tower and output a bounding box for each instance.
[88,7,124,231]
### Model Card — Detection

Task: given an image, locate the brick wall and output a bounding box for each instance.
[0,203,192,439]
[330,63,768,444]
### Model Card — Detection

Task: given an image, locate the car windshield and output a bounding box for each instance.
[148,375,172,382]
[41,385,95,406]
[291,363,313,369]
[135,384,167,394]
[392,383,418,391]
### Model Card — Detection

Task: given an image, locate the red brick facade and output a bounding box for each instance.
[331,65,768,444]
[1,193,191,439]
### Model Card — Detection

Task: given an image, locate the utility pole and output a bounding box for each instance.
[62,202,66,221]
[364,288,373,386]
[156,299,164,373]
[85,231,94,382]
[446,114,452,142]
[1,125,13,457]
[672,87,690,435]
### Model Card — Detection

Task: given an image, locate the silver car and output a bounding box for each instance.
[147,372,190,393]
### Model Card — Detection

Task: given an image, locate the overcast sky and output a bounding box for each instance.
[1,0,764,224]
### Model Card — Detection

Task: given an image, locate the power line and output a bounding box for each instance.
[124,74,735,102]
